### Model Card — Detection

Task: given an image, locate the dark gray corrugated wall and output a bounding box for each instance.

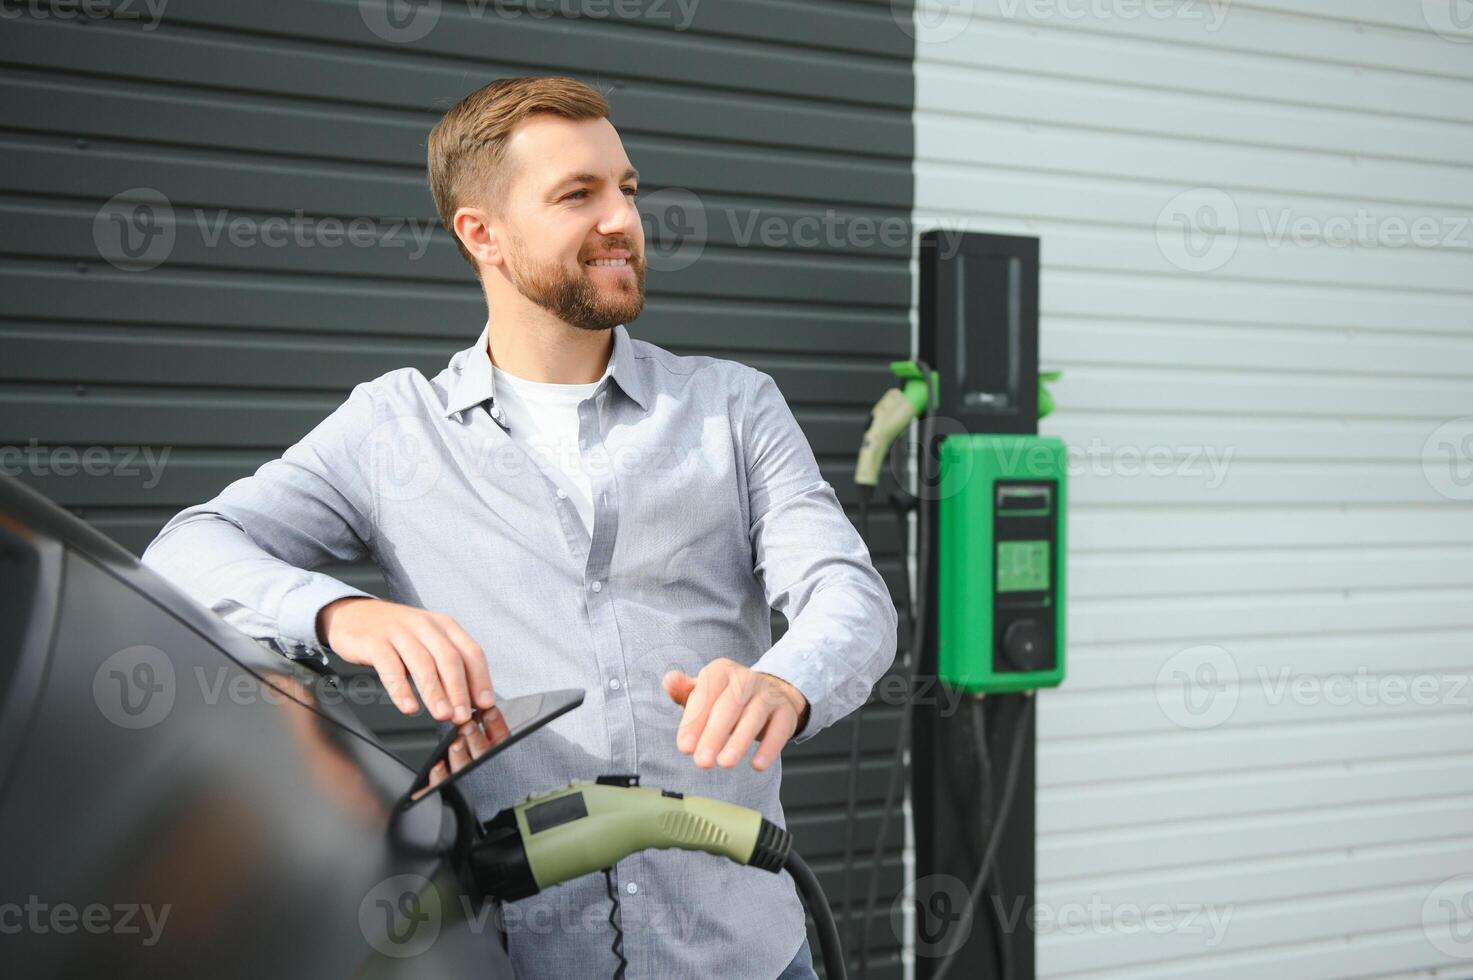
[0,2,914,974]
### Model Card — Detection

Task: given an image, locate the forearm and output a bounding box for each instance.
[142,509,373,662]
[753,565,898,743]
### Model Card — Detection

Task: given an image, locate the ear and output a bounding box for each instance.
[453,205,502,269]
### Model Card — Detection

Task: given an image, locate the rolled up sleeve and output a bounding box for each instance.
[140,380,382,664]
[742,368,899,742]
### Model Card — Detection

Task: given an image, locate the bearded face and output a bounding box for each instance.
[503,227,646,333]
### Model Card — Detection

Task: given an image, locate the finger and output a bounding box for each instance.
[438,615,496,709]
[427,760,450,788]
[694,685,748,769]
[676,669,728,755]
[394,635,452,722]
[460,717,491,761]
[419,627,473,724]
[752,707,799,772]
[446,735,470,773]
[481,703,511,744]
[717,696,772,768]
[663,670,692,704]
[372,647,420,715]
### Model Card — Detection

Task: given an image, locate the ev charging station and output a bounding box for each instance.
[918,230,1064,980]
[851,231,1066,980]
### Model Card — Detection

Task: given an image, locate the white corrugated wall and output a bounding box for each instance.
[908,1,1473,977]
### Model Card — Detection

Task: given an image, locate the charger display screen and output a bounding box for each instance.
[997,539,1049,593]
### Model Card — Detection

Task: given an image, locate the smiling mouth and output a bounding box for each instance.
[586,258,631,268]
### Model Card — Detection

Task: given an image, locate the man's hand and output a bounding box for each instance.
[662,659,810,772]
[318,597,495,725]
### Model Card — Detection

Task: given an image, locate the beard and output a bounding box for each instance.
[503,231,646,332]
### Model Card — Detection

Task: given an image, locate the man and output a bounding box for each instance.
[141,75,897,980]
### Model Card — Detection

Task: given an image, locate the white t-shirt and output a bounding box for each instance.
[490,358,611,534]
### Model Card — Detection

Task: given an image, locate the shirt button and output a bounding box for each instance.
[591,580,603,593]
[608,677,621,691]
[625,882,638,895]
[556,489,567,499]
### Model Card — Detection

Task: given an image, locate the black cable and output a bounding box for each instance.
[972,697,1012,980]
[856,360,936,980]
[602,867,627,979]
[930,694,1035,980]
[785,848,848,980]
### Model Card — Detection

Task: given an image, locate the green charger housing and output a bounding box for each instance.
[938,434,1067,694]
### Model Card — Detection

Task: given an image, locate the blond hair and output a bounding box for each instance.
[427,75,611,269]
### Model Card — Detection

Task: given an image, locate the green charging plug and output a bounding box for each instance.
[853,360,938,492]
[470,776,790,902]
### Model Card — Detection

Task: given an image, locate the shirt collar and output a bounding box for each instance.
[443,320,649,421]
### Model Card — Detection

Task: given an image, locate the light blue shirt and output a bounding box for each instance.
[141,321,898,980]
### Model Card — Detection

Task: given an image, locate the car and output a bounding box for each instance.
[0,473,518,978]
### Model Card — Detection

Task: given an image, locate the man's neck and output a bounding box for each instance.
[484,314,613,385]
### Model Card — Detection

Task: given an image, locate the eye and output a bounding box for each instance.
[623,187,638,198]
[564,190,589,201]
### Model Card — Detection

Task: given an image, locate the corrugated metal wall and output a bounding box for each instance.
[910,1,1473,977]
[0,2,914,974]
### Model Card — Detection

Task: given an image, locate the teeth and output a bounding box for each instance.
[588,258,628,266]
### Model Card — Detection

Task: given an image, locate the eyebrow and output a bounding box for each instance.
[549,167,640,192]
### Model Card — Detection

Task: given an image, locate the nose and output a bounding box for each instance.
[595,185,640,244]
